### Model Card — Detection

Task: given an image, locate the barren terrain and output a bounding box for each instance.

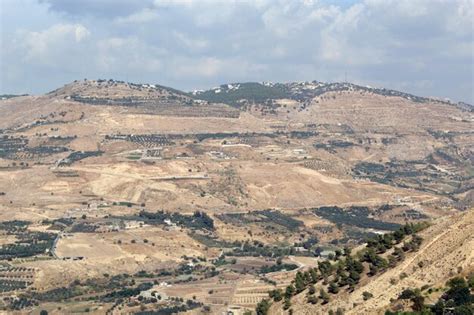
[0,80,471,314]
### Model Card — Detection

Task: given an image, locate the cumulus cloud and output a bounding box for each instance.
[19,23,90,64]
[1,0,473,103]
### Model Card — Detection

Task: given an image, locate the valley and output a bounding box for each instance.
[0,79,472,314]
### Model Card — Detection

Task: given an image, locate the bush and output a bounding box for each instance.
[362,291,373,301]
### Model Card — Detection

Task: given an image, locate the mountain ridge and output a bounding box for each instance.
[35,79,471,111]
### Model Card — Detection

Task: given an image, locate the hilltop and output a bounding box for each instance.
[192,81,470,109]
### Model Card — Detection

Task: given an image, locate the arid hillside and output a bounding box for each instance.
[0,79,471,314]
[269,210,473,315]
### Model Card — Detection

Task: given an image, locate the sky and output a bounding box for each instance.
[0,0,473,103]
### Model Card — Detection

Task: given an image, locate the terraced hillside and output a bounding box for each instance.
[0,79,471,314]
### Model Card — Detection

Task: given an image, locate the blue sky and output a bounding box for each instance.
[1,0,473,103]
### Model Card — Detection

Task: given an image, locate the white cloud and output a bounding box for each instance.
[20,23,90,63]
[173,31,209,50]
[96,37,163,72]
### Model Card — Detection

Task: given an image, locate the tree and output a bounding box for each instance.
[453,305,474,315]
[307,295,318,304]
[310,268,319,284]
[467,273,474,289]
[256,299,271,315]
[411,293,425,312]
[348,270,361,283]
[445,277,471,306]
[320,288,330,304]
[369,264,379,276]
[308,285,316,295]
[328,281,339,294]
[362,291,373,301]
[393,228,405,243]
[399,289,417,300]
[285,285,295,299]
[269,289,283,302]
[40,311,48,315]
[295,272,306,293]
[318,261,333,277]
[283,297,292,310]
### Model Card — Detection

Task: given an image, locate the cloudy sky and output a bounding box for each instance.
[1,0,473,103]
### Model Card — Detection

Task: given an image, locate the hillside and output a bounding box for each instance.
[192,81,470,109]
[268,210,473,314]
[0,79,472,314]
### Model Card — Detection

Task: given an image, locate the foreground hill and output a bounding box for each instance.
[268,209,473,314]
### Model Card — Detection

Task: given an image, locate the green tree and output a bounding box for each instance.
[295,272,306,293]
[256,299,271,315]
[362,291,373,301]
[328,281,339,294]
[445,277,471,306]
[467,273,474,289]
[269,289,283,302]
[320,288,330,304]
[283,297,291,310]
[307,295,318,304]
[285,285,296,299]
[310,268,319,284]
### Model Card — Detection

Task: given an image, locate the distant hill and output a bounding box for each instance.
[47,79,192,103]
[191,81,455,107]
[0,94,28,100]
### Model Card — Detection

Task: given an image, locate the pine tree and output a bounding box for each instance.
[320,288,330,304]
[295,271,306,293]
[285,284,295,299]
[329,281,339,294]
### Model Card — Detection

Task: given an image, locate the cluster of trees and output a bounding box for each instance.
[313,206,401,231]
[363,222,427,274]
[0,279,30,292]
[264,261,341,313]
[367,222,428,252]
[260,257,298,274]
[218,209,303,233]
[256,223,429,314]
[139,210,214,231]
[0,220,29,233]
[0,232,56,259]
[103,282,153,302]
[387,274,473,314]
[195,82,289,107]
[31,286,82,302]
[4,296,38,311]
[229,240,295,257]
[257,210,303,231]
[188,232,236,248]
